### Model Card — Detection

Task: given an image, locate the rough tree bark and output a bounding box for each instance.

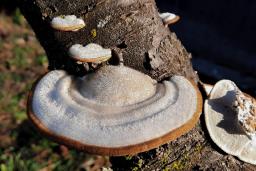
[19,0,256,170]
[19,0,196,82]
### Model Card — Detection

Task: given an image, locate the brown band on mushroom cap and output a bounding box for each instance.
[71,55,111,63]
[27,72,202,156]
[51,24,85,32]
[159,12,180,26]
[164,15,180,26]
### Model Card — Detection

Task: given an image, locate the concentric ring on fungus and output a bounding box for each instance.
[28,65,202,156]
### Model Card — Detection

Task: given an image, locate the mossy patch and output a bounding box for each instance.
[91,29,97,38]
[35,55,48,66]
[8,46,32,69]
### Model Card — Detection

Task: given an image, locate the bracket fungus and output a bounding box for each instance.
[51,15,85,31]
[69,43,112,63]
[27,65,202,156]
[204,80,256,164]
[200,82,214,96]
[159,12,180,27]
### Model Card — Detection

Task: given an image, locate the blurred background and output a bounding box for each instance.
[0,1,110,171]
[0,0,255,170]
[157,0,256,94]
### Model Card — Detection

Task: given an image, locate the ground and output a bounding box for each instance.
[0,10,110,171]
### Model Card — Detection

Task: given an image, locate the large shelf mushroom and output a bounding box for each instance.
[27,65,202,156]
[204,80,256,164]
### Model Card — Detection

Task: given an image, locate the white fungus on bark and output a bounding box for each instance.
[51,15,85,31]
[28,65,202,156]
[204,80,256,165]
[69,43,112,63]
[159,12,180,26]
[201,83,213,96]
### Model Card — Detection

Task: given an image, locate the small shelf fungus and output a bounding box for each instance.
[204,80,256,164]
[51,15,85,31]
[200,82,214,96]
[159,12,180,27]
[69,43,112,63]
[27,65,202,156]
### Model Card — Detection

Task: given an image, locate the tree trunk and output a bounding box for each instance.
[19,0,196,82]
[19,0,256,170]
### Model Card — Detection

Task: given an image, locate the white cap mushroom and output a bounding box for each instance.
[200,82,214,96]
[28,65,202,156]
[204,80,256,164]
[51,15,85,31]
[69,43,112,63]
[159,12,180,26]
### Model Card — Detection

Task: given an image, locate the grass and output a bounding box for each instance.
[35,54,48,67]
[0,153,43,171]
[8,46,31,69]
[0,73,7,87]
[8,95,27,122]
[12,9,23,26]
[0,127,90,170]
[0,9,109,171]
